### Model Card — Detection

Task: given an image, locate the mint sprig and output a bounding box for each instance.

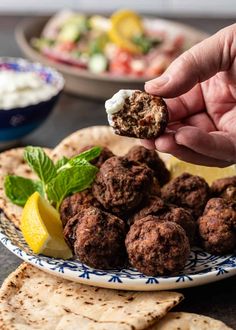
[4,146,101,210]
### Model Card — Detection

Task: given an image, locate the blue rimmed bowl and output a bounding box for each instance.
[0,57,64,149]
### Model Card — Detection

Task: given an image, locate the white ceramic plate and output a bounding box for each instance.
[1,212,235,291]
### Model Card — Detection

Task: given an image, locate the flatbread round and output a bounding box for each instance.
[149,311,233,330]
[0,148,51,228]
[52,125,139,160]
[0,263,183,330]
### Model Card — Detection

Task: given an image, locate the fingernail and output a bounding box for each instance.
[145,75,169,88]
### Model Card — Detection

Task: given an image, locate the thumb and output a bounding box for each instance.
[145,23,236,98]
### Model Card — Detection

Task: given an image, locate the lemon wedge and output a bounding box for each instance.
[168,157,236,185]
[20,192,72,259]
[109,10,144,54]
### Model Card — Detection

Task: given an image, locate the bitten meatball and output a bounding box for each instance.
[162,173,210,218]
[125,146,170,186]
[126,216,190,276]
[105,90,168,139]
[92,156,154,216]
[60,189,101,226]
[78,145,114,168]
[211,176,236,201]
[130,196,195,245]
[63,206,127,269]
[198,198,236,254]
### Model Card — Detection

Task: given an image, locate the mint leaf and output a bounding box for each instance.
[47,162,98,209]
[4,175,43,207]
[69,146,102,165]
[55,156,69,170]
[24,147,56,185]
[57,147,102,172]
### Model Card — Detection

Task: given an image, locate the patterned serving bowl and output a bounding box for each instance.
[0,57,64,149]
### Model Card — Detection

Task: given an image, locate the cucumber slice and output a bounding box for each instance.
[58,24,80,42]
[58,15,89,42]
[88,54,108,74]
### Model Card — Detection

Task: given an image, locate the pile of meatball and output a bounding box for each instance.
[60,145,236,276]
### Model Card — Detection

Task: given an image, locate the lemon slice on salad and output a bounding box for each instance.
[109,10,144,54]
[20,192,72,259]
[168,157,236,184]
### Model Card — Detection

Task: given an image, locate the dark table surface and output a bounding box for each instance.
[0,15,235,329]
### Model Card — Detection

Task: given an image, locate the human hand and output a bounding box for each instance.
[143,23,236,167]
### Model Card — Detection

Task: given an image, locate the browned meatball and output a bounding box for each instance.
[130,196,167,224]
[92,156,154,216]
[130,195,195,245]
[150,177,161,196]
[64,206,127,269]
[126,216,190,276]
[78,145,114,168]
[162,173,210,219]
[125,146,170,186]
[211,176,236,201]
[106,90,168,139]
[163,205,196,245]
[198,198,236,254]
[59,189,101,226]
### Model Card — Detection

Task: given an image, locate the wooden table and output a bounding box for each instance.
[0,15,235,329]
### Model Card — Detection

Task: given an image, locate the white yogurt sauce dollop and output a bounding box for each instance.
[105,89,136,125]
[0,71,58,110]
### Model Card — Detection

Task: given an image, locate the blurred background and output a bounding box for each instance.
[1,0,236,17]
[0,1,235,149]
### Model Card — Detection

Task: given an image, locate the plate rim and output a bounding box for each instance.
[1,215,235,291]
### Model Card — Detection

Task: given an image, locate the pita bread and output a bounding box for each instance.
[52,125,139,160]
[149,311,233,330]
[0,263,183,330]
[0,148,51,228]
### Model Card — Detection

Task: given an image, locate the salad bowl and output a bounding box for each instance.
[16,14,208,99]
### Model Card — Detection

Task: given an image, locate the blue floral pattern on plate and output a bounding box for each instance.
[0,211,235,291]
